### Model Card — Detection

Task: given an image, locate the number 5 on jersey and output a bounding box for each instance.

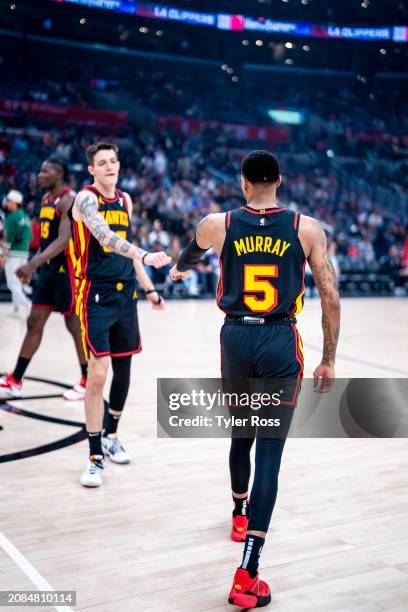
[243,264,279,313]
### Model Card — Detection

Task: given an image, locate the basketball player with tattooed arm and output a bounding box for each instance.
[70,142,170,487]
[171,150,340,608]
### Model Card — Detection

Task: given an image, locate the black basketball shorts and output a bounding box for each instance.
[76,277,141,359]
[32,260,75,316]
[220,317,304,413]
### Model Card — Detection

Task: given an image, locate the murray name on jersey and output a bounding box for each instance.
[233,235,291,257]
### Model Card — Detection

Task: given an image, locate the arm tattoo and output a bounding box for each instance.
[309,228,338,297]
[77,194,144,259]
[308,225,340,365]
[322,314,340,365]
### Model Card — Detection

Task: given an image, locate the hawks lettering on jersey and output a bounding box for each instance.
[71,185,134,283]
[39,186,75,266]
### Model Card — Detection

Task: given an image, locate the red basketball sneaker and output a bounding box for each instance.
[231,514,248,542]
[228,568,271,608]
[0,373,22,398]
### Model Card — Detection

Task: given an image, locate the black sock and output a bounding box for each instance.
[13,357,31,381]
[104,412,120,436]
[240,535,265,578]
[80,363,88,379]
[88,432,103,456]
[233,495,249,517]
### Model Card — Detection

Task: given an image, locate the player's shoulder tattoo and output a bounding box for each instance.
[76,190,98,213]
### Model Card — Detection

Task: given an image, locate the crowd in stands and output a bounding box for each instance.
[1,64,408,297]
[2,62,407,161]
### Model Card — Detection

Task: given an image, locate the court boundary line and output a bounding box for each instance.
[0,531,74,612]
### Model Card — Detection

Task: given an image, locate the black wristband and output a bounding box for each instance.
[145,289,157,295]
[142,252,148,265]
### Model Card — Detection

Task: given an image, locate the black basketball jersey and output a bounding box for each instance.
[71,185,134,283]
[39,186,75,266]
[218,205,306,317]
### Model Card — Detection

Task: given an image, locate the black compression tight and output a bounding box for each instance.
[229,436,287,533]
[229,437,255,494]
[109,355,132,412]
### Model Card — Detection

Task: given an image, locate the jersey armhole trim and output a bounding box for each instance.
[225,211,231,231]
[294,212,300,234]
[118,190,129,213]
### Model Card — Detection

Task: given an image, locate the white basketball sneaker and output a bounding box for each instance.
[102,433,130,464]
[80,455,104,487]
[63,376,87,401]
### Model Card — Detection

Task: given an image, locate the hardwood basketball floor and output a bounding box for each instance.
[0,298,407,611]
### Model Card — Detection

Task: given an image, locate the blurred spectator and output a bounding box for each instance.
[379,245,407,296]
[3,190,32,317]
[148,219,170,249]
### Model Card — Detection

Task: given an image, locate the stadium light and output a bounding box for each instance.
[303,45,310,51]
[268,109,304,124]
[156,30,163,36]
[242,40,250,46]
[10,3,16,9]
[285,58,294,64]
[285,42,294,49]
[380,48,386,55]
[227,67,234,74]
[255,40,263,46]
[221,64,228,70]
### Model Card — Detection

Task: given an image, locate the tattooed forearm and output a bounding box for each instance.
[77,194,145,260]
[309,228,338,296]
[307,223,341,365]
[322,314,340,365]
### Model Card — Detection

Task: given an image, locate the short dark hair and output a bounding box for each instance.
[241,150,280,184]
[45,157,69,182]
[87,141,119,165]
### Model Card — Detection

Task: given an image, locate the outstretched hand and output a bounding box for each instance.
[143,252,172,268]
[169,265,190,281]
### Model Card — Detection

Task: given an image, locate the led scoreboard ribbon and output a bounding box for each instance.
[51,1,408,43]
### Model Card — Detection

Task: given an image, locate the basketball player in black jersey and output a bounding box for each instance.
[171,150,340,608]
[0,158,88,401]
[70,142,170,487]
